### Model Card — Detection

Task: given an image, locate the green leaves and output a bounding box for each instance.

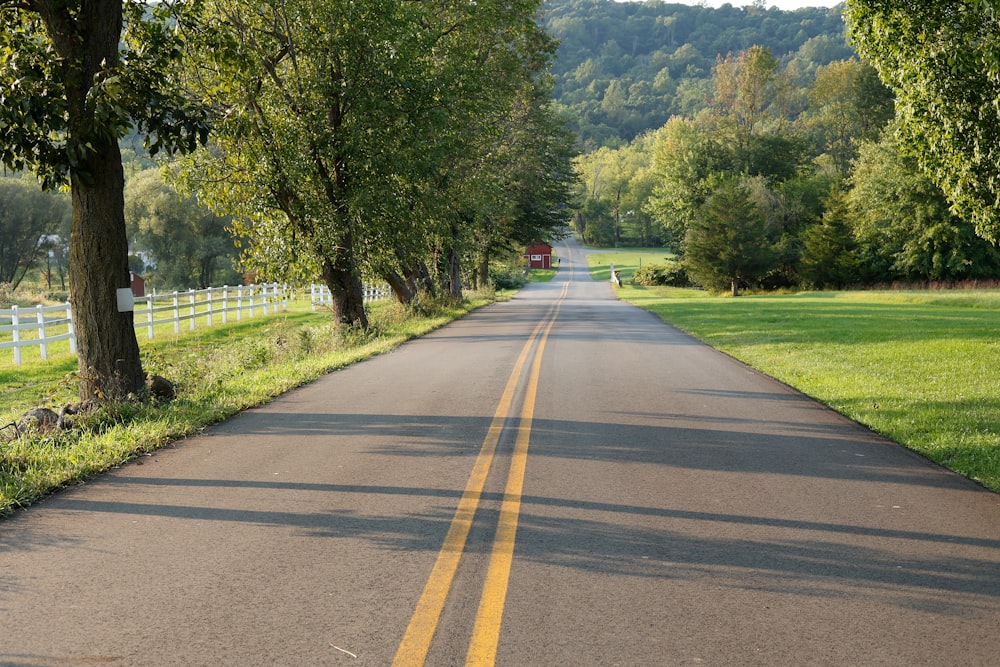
[178,0,567,303]
[846,0,1000,241]
[0,0,210,189]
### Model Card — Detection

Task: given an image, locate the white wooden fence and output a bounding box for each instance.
[1,282,398,366]
[0,283,289,366]
[0,302,76,365]
[136,283,289,340]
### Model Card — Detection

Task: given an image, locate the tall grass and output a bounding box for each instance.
[619,286,1000,492]
[0,293,497,514]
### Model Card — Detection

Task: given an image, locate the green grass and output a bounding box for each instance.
[0,293,498,514]
[527,268,558,283]
[586,251,678,282]
[617,285,1000,492]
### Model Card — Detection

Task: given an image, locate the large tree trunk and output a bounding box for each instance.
[441,222,462,299]
[320,232,368,328]
[477,253,490,291]
[446,247,462,298]
[68,141,145,401]
[382,268,415,305]
[407,260,436,297]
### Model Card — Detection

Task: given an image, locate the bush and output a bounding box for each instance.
[633,261,690,287]
[490,266,527,290]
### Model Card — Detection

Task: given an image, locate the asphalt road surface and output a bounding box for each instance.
[3,238,1000,666]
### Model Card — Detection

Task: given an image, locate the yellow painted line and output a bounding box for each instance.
[392,300,559,667]
[465,284,567,665]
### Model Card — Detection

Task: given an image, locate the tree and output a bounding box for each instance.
[125,169,241,290]
[712,45,780,168]
[577,197,616,247]
[470,80,577,287]
[846,0,1000,241]
[805,58,893,179]
[845,128,1000,283]
[0,176,71,289]
[646,116,734,249]
[0,0,209,400]
[799,192,860,289]
[180,0,550,324]
[683,177,777,296]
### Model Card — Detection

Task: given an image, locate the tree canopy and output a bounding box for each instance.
[846,0,1000,242]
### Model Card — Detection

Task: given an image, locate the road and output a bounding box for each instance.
[2,238,1000,666]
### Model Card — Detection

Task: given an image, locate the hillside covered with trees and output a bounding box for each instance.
[552,0,1000,293]
[543,0,852,149]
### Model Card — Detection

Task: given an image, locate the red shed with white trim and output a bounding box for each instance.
[524,243,553,269]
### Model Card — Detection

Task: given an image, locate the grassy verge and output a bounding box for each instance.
[617,284,1000,492]
[0,293,497,514]
[527,268,558,283]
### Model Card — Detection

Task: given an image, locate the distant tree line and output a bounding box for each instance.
[0,174,71,293]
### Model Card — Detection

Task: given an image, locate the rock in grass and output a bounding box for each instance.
[18,407,60,433]
[146,374,176,401]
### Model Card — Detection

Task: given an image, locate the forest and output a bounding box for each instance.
[544,0,852,149]
[550,0,1000,293]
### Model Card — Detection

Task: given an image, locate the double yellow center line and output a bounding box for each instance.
[392,282,569,666]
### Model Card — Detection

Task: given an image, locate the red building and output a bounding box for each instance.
[524,243,553,269]
[129,271,146,297]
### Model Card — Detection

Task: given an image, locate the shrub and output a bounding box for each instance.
[633,261,690,287]
[490,266,527,290]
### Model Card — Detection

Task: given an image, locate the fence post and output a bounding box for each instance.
[66,302,76,354]
[146,295,155,340]
[36,305,48,361]
[249,285,256,318]
[236,285,243,321]
[222,286,229,324]
[173,292,180,334]
[189,290,196,331]
[11,306,21,366]
[207,288,214,327]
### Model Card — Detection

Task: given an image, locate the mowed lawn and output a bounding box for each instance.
[590,255,1000,492]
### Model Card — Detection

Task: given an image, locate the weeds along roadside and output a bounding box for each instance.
[0,292,500,515]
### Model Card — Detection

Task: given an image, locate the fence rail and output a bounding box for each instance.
[0,283,289,366]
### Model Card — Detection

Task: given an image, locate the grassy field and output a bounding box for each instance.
[586,250,677,283]
[0,293,498,514]
[615,282,1000,493]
